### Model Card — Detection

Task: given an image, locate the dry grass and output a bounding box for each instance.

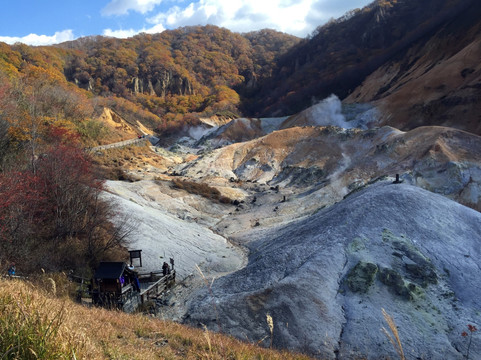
[92,143,170,180]
[381,308,405,360]
[266,314,274,349]
[172,178,232,204]
[0,279,312,360]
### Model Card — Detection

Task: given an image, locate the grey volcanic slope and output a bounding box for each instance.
[185,182,481,359]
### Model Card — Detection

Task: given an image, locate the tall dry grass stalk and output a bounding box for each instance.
[195,264,220,330]
[195,264,226,356]
[381,308,406,360]
[266,313,274,348]
[47,277,57,296]
[0,280,81,359]
[203,324,212,355]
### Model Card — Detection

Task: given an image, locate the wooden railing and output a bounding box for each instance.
[89,137,149,152]
[139,271,175,303]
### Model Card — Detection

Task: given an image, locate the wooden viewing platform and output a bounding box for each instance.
[139,271,176,303]
[67,252,176,313]
[88,261,176,312]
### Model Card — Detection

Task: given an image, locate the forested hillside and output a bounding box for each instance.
[0,63,128,273]
[250,0,476,116]
[0,26,299,137]
[2,0,478,131]
[58,27,299,128]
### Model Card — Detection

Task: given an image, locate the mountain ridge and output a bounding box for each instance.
[248,0,480,133]
[2,0,480,136]
[345,0,481,134]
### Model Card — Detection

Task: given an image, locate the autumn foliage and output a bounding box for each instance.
[0,25,302,141]
[59,26,299,127]
[0,135,128,272]
[0,66,128,274]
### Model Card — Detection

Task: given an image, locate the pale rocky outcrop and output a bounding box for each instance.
[74,76,95,92]
[101,112,481,359]
[131,72,194,97]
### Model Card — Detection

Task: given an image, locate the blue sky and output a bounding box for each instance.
[0,0,373,45]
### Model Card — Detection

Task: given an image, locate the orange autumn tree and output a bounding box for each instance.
[206,85,240,115]
[2,65,93,172]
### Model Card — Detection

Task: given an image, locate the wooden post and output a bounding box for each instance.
[129,250,142,267]
[393,174,403,184]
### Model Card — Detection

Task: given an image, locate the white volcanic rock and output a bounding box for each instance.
[103,180,246,279]
[197,117,289,147]
[178,125,481,212]
[184,182,481,359]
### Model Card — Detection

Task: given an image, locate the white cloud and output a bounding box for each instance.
[103,28,140,38]
[0,0,371,48]
[145,0,349,37]
[147,0,314,35]
[142,0,373,37]
[0,30,74,46]
[103,23,166,38]
[102,0,164,16]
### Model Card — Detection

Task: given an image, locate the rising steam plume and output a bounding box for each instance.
[307,94,351,129]
[306,94,380,129]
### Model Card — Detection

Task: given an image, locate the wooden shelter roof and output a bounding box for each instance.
[94,262,132,279]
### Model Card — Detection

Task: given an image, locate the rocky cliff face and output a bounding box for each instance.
[250,0,475,115]
[131,73,194,97]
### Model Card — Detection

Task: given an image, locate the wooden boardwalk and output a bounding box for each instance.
[138,270,176,303]
[89,137,149,152]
